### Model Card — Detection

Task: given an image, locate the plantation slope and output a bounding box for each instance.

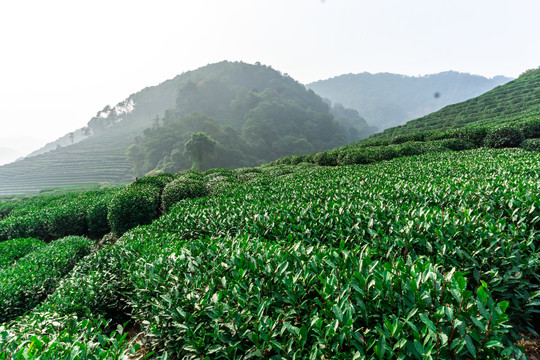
[372,67,540,138]
[2,148,539,358]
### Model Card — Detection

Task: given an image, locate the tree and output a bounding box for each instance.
[184,132,216,171]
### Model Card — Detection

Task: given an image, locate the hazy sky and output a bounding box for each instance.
[0,0,539,164]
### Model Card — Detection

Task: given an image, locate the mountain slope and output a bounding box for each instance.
[308,71,512,130]
[0,61,374,195]
[371,67,540,139]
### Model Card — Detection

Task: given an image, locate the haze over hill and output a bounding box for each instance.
[308,71,512,131]
[370,67,539,139]
[0,61,373,195]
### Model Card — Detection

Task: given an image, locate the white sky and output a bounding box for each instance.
[0,0,539,163]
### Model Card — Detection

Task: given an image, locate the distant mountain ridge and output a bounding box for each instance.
[369,67,539,139]
[308,71,512,131]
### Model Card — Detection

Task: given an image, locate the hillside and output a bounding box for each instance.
[0,148,538,358]
[0,61,374,195]
[308,71,512,130]
[371,67,540,139]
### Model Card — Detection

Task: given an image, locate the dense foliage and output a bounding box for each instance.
[127,61,375,175]
[1,149,539,358]
[0,189,119,242]
[107,184,161,237]
[0,236,93,324]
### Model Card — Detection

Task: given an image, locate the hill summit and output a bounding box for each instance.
[0,61,374,195]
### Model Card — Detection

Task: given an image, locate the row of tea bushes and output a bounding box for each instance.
[0,313,156,359]
[127,235,519,359]
[0,236,93,324]
[0,238,44,271]
[273,119,540,167]
[2,149,535,358]
[0,190,119,242]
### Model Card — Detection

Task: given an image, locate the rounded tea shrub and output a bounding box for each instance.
[175,169,203,181]
[86,197,112,237]
[133,173,175,192]
[483,126,525,149]
[520,138,540,152]
[107,185,160,237]
[161,179,208,212]
[456,127,488,147]
[48,204,88,238]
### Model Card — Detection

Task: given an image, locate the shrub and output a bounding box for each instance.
[456,127,488,147]
[175,169,203,180]
[0,236,93,323]
[0,212,50,242]
[161,179,208,212]
[483,126,525,148]
[203,168,236,179]
[397,142,423,157]
[519,118,540,138]
[520,138,540,152]
[0,237,44,270]
[107,185,160,237]
[86,196,112,237]
[133,173,174,192]
[313,151,338,166]
[439,138,471,151]
[48,203,88,238]
[337,149,372,165]
[391,132,426,144]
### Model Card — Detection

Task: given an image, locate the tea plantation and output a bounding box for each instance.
[0,148,539,359]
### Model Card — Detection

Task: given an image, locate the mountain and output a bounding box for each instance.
[272,67,540,168]
[0,61,374,195]
[308,71,512,131]
[370,67,540,139]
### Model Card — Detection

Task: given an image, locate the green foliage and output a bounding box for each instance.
[483,126,525,148]
[133,173,175,192]
[107,185,160,237]
[519,118,540,138]
[0,189,119,241]
[0,314,149,359]
[184,132,217,171]
[371,67,539,138]
[0,238,44,271]
[521,138,540,152]
[128,61,373,176]
[161,179,208,212]
[0,236,93,324]
[86,195,114,237]
[48,203,88,238]
[1,148,539,358]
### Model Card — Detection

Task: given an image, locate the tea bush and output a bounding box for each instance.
[0,236,93,323]
[0,238,44,270]
[0,313,151,359]
[483,126,525,148]
[48,203,88,238]
[521,138,540,152]
[161,179,207,212]
[107,185,160,237]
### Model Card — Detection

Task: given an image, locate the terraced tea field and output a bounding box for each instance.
[0,148,539,359]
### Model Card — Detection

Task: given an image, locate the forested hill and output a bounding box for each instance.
[308,71,512,131]
[371,67,540,139]
[127,61,375,176]
[0,61,374,195]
